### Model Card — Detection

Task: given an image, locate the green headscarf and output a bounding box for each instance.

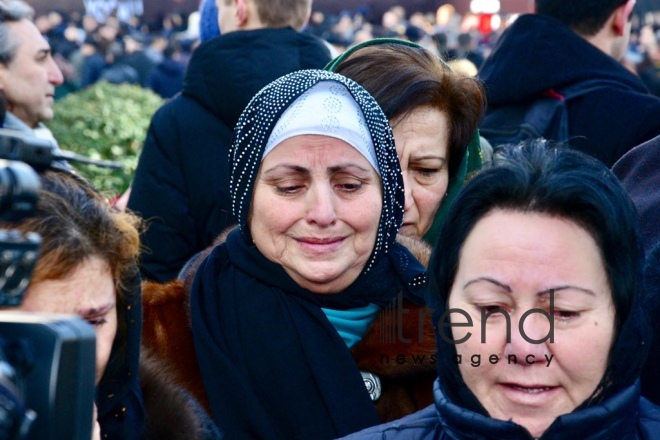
[325,38,483,244]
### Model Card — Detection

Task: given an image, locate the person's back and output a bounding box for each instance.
[127,0,331,282]
[612,134,660,405]
[478,0,660,167]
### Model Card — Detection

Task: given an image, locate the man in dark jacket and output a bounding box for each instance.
[127,0,331,282]
[479,0,660,167]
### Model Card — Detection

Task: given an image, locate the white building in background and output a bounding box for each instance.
[83,0,143,23]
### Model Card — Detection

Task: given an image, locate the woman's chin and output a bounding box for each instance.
[286,264,361,294]
[489,397,561,439]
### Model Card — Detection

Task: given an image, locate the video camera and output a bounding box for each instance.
[0,129,122,440]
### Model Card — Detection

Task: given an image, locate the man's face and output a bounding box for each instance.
[0,19,63,127]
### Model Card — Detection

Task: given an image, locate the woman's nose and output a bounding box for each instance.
[504,313,553,366]
[306,184,337,227]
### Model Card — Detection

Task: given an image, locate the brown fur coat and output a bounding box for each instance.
[139,349,218,439]
[141,231,437,422]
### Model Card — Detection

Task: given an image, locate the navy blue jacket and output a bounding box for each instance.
[613,134,660,405]
[341,380,660,439]
[479,14,660,167]
[127,28,331,282]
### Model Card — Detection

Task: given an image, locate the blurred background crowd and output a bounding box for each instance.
[26,0,660,198]
[34,1,660,100]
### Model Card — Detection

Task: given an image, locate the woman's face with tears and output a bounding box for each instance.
[249,134,382,294]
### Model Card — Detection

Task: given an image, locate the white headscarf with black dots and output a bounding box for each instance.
[230,69,406,274]
[263,81,380,175]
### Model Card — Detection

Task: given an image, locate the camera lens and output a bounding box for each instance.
[0,160,39,222]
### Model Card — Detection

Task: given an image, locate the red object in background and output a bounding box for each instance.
[478,13,493,34]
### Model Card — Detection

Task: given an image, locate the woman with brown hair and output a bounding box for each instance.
[327,39,486,243]
[7,170,219,439]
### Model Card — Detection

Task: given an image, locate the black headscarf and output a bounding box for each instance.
[95,267,146,439]
[190,70,426,439]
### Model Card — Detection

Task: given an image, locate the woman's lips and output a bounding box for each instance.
[510,385,553,394]
[499,382,559,404]
[295,236,346,253]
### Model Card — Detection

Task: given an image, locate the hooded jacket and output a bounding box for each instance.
[613,134,660,404]
[127,28,331,282]
[479,14,660,167]
[340,380,660,439]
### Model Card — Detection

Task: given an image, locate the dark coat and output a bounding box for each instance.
[478,14,660,167]
[340,380,660,439]
[612,134,660,405]
[127,27,331,282]
[96,273,219,439]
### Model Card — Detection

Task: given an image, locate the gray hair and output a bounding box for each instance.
[0,0,33,65]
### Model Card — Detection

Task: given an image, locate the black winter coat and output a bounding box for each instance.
[613,134,660,405]
[479,14,660,167]
[128,28,331,282]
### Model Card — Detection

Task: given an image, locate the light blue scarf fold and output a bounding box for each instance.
[321,303,381,348]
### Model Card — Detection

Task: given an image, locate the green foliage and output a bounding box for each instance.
[49,81,164,196]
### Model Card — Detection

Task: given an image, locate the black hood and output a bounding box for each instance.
[479,14,646,105]
[182,27,331,129]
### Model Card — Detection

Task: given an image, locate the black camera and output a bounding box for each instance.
[0,129,121,440]
[0,313,96,439]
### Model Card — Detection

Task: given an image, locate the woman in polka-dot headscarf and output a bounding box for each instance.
[190,69,427,439]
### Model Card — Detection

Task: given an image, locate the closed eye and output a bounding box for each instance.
[554,310,581,321]
[336,182,363,192]
[275,185,304,195]
[87,317,107,327]
[477,305,510,316]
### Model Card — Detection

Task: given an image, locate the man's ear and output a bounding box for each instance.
[236,0,249,27]
[613,0,636,36]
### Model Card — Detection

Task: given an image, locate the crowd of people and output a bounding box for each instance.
[2,0,660,438]
[35,2,660,103]
[37,8,195,99]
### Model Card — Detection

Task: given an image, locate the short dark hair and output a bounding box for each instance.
[428,139,640,334]
[0,0,33,65]
[535,0,628,35]
[333,43,485,180]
